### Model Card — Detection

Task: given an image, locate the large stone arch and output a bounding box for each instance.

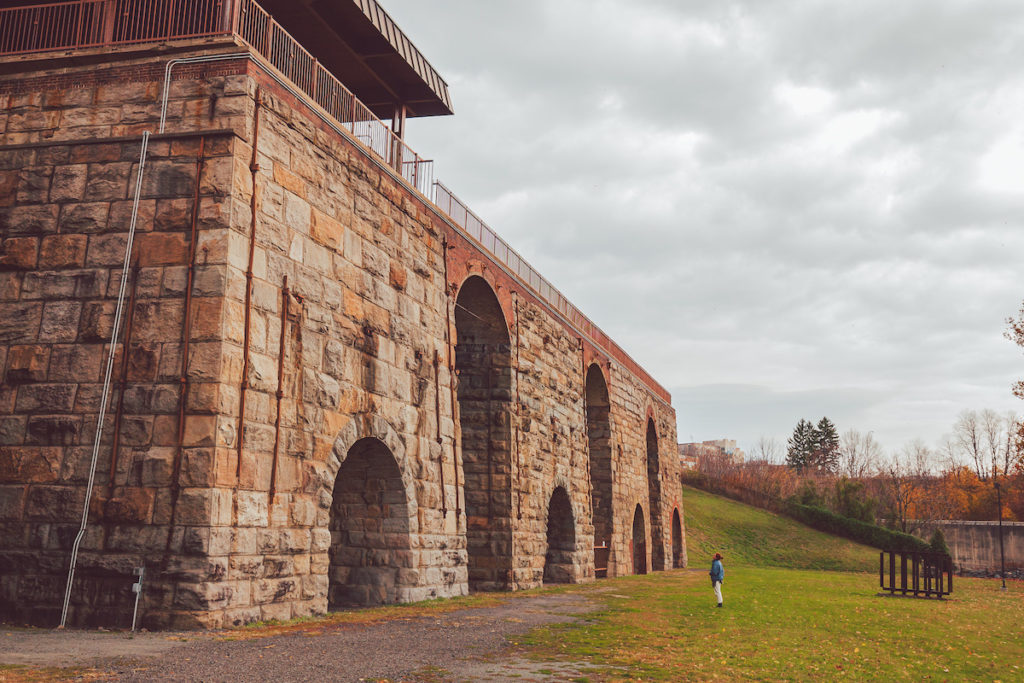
[316,416,418,608]
[646,418,664,571]
[585,363,613,575]
[319,413,418,526]
[454,274,514,591]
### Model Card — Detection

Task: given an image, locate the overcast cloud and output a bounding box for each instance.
[385,0,1024,458]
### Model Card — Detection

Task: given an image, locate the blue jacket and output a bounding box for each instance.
[710,559,724,582]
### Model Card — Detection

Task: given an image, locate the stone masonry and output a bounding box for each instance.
[0,35,684,629]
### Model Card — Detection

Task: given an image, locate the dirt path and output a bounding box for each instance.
[1,592,601,682]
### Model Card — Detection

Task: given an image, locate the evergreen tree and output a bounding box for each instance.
[786,419,817,471]
[929,528,951,556]
[814,417,841,473]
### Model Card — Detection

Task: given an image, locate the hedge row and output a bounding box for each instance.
[784,502,931,552]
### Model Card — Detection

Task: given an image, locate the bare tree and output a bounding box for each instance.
[838,429,882,478]
[1002,412,1021,475]
[752,435,781,463]
[881,440,932,533]
[980,408,1005,479]
[953,410,987,480]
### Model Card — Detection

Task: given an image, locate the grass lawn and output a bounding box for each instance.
[520,568,1024,682]
[681,486,877,572]
[517,487,1022,681]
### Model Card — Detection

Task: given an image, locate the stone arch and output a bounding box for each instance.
[454,275,514,591]
[327,436,414,608]
[585,363,613,574]
[646,418,664,571]
[322,414,417,521]
[671,508,683,569]
[631,503,647,575]
[543,486,576,584]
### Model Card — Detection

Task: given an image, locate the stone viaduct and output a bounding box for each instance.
[0,0,684,628]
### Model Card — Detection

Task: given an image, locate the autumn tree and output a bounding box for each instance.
[880,440,932,533]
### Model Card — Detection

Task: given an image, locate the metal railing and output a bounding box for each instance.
[0,0,229,53]
[231,0,433,193]
[0,0,665,401]
[0,0,433,194]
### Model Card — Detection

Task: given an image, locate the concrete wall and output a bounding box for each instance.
[918,521,1024,573]
[0,41,682,629]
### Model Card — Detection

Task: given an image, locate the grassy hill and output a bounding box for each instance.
[682,485,877,572]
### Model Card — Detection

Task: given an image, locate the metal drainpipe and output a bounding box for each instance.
[164,136,207,556]
[433,348,447,518]
[60,131,151,629]
[236,86,262,483]
[269,275,289,503]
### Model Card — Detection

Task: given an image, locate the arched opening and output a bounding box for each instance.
[646,419,664,571]
[671,508,683,569]
[454,276,513,592]
[585,364,613,576]
[631,504,647,575]
[543,487,576,584]
[328,437,412,608]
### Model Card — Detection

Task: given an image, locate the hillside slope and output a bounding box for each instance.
[682,485,877,572]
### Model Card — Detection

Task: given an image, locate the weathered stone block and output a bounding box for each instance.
[25,416,81,446]
[84,163,131,201]
[0,485,26,520]
[24,485,84,520]
[38,234,88,269]
[103,487,154,523]
[0,202,59,235]
[49,165,88,203]
[39,301,82,343]
[58,202,109,234]
[5,345,49,383]
[15,384,77,413]
[47,344,102,383]
[0,237,38,270]
[135,232,189,267]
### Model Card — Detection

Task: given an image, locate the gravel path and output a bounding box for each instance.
[1,592,601,682]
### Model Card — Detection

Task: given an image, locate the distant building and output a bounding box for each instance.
[678,440,746,470]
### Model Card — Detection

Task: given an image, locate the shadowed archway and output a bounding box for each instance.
[585,364,613,574]
[671,508,683,569]
[328,437,413,608]
[543,486,576,584]
[454,276,513,591]
[631,504,647,575]
[646,419,664,571]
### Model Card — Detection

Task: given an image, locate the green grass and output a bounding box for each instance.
[519,569,1024,681]
[681,485,877,572]
[512,487,1023,680]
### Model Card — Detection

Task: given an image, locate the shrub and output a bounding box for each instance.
[791,480,825,508]
[783,502,930,552]
[929,528,951,556]
[833,477,878,523]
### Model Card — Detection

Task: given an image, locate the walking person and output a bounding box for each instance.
[710,552,724,607]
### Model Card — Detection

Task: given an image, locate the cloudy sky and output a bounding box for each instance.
[384,0,1024,459]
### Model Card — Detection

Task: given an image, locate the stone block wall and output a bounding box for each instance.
[0,45,251,627]
[0,40,684,629]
